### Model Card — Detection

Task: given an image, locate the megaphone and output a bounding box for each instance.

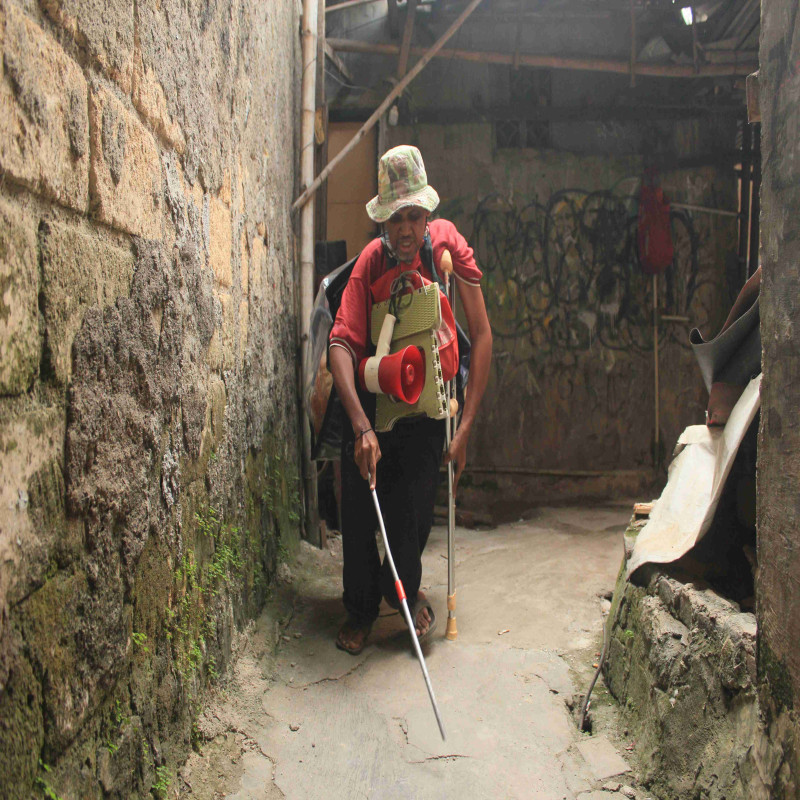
[358,314,425,404]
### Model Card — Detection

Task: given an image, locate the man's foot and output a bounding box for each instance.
[335,619,372,655]
[413,592,437,641]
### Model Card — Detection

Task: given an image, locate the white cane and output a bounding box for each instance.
[440,251,458,641]
[370,478,446,740]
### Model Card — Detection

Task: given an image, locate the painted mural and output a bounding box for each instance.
[458,184,729,475]
[470,189,706,362]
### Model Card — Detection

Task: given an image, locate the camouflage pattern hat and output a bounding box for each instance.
[366,145,440,223]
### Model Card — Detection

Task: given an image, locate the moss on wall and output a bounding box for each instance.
[0,0,301,795]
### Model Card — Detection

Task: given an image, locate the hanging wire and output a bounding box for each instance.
[324,68,375,92]
[334,14,385,38]
[388,271,420,318]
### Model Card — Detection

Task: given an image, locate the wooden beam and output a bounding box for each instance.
[327,37,758,78]
[397,0,418,79]
[293,0,488,212]
[512,0,523,71]
[748,124,761,278]
[324,39,353,82]
[330,103,745,125]
[387,0,399,38]
[737,121,752,287]
[325,0,384,14]
[746,71,760,123]
[629,0,636,87]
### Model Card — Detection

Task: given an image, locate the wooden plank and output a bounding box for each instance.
[633,502,654,518]
[746,71,760,123]
[748,125,761,278]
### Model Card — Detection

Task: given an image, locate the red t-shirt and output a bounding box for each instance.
[330,219,482,365]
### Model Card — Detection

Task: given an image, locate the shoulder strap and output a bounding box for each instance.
[420,233,446,292]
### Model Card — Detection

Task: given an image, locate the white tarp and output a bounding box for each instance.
[626,374,762,579]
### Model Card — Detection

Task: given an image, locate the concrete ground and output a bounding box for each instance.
[179,504,657,800]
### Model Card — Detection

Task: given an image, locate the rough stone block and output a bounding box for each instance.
[38,221,135,384]
[217,290,236,369]
[131,51,185,154]
[249,233,266,302]
[197,378,227,465]
[209,196,232,288]
[39,0,134,92]
[576,735,631,780]
[89,83,162,239]
[0,198,39,394]
[0,3,89,211]
[0,649,44,792]
[19,569,99,752]
[239,299,249,363]
[0,407,65,610]
[241,229,249,296]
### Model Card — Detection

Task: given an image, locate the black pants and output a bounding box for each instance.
[340,414,445,627]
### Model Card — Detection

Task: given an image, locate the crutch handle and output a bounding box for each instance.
[440,249,454,276]
[446,591,458,640]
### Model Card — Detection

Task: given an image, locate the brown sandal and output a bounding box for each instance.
[335,619,372,655]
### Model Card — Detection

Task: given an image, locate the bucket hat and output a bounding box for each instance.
[366,145,440,223]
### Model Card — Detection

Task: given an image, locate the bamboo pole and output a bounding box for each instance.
[292,0,488,212]
[327,38,757,78]
[300,0,319,543]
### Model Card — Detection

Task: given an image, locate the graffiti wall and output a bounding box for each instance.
[388,124,736,503]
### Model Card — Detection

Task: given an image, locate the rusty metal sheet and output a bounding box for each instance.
[627,374,761,578]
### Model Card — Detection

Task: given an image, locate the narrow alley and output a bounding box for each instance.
[2,0,798,798]
[179,506,639,800]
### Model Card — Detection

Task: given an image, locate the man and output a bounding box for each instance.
[329,145,492,654]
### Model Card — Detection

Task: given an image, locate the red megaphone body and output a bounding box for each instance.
[359,346,425,404]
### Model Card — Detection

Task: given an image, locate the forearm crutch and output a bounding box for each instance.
[370,481,446,740]
[440,250,458,642]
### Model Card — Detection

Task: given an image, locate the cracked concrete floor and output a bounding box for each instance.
[179,504,644,800]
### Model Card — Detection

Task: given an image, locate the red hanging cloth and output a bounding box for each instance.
[637,174,674,275]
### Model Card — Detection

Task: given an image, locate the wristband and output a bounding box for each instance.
[356,427,374,440]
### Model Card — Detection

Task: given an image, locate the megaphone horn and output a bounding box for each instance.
[359,346,425,405]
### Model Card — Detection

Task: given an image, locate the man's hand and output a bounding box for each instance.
[443,426,470,495]
[355,429,381,490]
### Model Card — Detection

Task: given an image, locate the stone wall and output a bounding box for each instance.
[0,1,302,796]
[605,522,782,800]
[756,0,800,792]
[387,123,736,513]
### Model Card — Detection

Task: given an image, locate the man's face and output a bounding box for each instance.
[385,206,428,263]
